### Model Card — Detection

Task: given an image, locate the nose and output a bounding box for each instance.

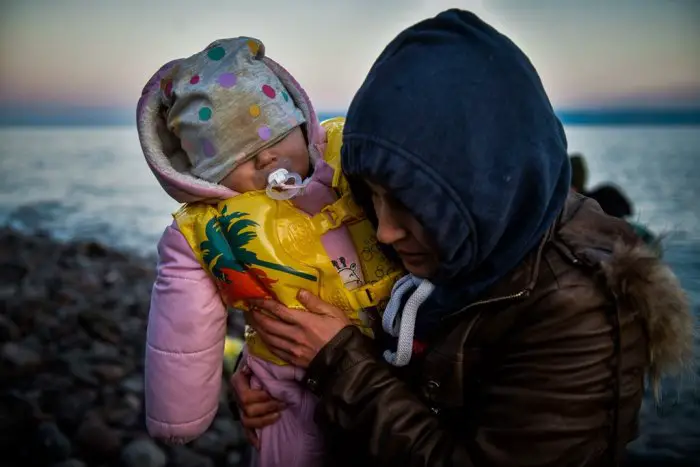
[375,202,407,245]
[255,148,277,170]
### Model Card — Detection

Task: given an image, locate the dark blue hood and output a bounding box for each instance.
[342,10,571,332]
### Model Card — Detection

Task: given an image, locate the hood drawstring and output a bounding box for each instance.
[381,274,435,367]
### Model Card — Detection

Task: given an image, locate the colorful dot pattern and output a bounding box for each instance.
[258,126,272,141]
[207,46,225,61]
[247,40,260,56]
[171,38,303,164]
[262,85,276,99]
[199,107,212,121]
[217,72,237,88]
[202,139,216,158]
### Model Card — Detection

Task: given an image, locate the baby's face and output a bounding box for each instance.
[220,126,310,192]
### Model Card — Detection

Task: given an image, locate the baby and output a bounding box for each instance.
[136,37,400,467]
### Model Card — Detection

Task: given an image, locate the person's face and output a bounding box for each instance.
[366,180,440,278]
[220,126,310,192]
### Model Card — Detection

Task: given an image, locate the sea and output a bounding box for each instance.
[0,121,699,463]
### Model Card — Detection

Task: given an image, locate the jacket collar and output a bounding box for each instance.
[443,193,586,319]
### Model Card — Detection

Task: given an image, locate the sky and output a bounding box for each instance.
[0,0,699,121]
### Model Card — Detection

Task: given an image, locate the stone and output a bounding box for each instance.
[0,314,21,342]
[191,431,227,459]
[74,412,121,460]
[120,374,145,394]
[212,417,245,448]
[53,390,96,434]
[225,450,242,467]
[0,260,28,283]
[93,363,126,382]
[1,341,42,368]
[90,341,120,359]
[102,398,140,429]
[34,421,72,463]
[0,229,267,466]
[68,359,100,386]
[168,445,215,467]
[120,438,167,467]
[50,459,87,467]
[78,310,121,344]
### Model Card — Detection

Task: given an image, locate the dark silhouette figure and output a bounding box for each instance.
[570,153,633,218]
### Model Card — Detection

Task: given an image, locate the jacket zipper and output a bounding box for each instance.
[442,288,531,321]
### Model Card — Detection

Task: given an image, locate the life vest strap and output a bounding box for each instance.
[352,270,404,309]
[310,193,365,234]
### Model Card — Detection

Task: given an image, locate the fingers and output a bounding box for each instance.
[250,299,299,324]
[248,308,301,343]
[297,289,344,318]
[230,367,255,398]
[241,398,285,420]
[254,326,304,366]
[239,388,280,406]
[231,367,283,406]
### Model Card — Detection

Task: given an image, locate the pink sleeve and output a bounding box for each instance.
[145,221,227,442]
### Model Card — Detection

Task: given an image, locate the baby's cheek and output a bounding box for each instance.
[296,155,311,179]
[220,162,260,192]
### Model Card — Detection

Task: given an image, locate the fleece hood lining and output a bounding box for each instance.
[136,55,324,204]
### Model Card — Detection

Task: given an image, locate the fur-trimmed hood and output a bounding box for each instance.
[559,194,695,395]
[604,242,694,395]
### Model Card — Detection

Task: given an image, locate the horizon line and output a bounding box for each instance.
[1,108,699,127]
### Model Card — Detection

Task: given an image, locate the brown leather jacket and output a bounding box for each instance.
[304,194,693,467]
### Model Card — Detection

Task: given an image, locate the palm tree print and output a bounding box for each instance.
[201,206,317,286]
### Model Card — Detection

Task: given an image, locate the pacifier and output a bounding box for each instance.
[265,168,310,200]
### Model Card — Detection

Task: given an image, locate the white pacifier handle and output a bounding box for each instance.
[266,168,310,200]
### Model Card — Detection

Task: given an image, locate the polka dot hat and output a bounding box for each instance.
[160,37,306,183]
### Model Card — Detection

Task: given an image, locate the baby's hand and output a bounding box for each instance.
[229,365,285,450]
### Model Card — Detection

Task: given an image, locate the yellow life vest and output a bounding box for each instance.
[174,117,403,365]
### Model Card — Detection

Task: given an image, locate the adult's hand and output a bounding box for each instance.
[248,289,352,368]
[230,365,285,449]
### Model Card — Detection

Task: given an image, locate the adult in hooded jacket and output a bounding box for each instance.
[232,10,693,467]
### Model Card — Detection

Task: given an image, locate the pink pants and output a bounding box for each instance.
[246,353,324,467]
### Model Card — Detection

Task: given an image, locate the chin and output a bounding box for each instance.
[402,262,433,279]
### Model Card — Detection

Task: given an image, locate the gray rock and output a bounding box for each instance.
[54,390,97,433]
[0,314,20,341]
[93,363,127,382]
[225,450,242,467]
[68,359,100,386]
[74,411,121,459]
[90,341,120,359]
[212,418,245,448]
[0,260,28,283]
[191,431,226,458]
[2,341,42,368]
[120,374,145,394]
[78,309,121,344]
[50,458,86,467]
[35,421,72,463]
[120,438,166,467]
[168,445,216,467]
[103,396,140,429]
